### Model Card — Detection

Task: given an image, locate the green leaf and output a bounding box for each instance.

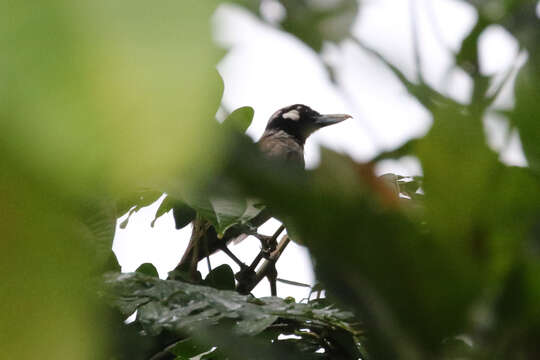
[151,195,195,228]
[136,263,159,278]
[117,189,163,228]
[151,196,174,227]
[510,63,540,173]
[223,106,254,133]
[372,139,420,162]
[204,264,236,291]
[77,198,117,269]
[187,195,264,237]
[173,203,197,230]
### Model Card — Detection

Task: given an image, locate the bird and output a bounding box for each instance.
[169,104,351,290]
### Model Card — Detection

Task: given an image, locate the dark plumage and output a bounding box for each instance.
[171,104,351,279]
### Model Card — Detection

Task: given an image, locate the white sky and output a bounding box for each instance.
[113,0,530,300]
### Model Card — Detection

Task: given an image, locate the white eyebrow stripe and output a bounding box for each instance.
[282,109,300,121]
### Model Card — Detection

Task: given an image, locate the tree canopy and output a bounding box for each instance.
[3,1,540,359]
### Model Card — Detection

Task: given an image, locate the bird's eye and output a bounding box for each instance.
[282,109,300,121]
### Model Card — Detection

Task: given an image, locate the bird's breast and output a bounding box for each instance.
[257,130,305,167]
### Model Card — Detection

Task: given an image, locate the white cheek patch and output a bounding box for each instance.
[282,109,300,121]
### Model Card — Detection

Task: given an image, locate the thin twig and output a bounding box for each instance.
[484,48,524,108]
[269,266,277,296]
[149,340,182,360]
[190,237,199,279]
[203,234,212,274]
[409,0,424,83]
[349,35,463,111]
[220,244,248,270]
[239,234,291,294]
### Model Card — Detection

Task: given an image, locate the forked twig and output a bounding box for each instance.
[238,234,291,295]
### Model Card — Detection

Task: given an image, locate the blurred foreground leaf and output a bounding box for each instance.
[4,0,224,197]
[2,1,226,359]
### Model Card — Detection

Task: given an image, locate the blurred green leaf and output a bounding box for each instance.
[77,198,118,269]
[223,106,254,133]
[1,2,225,358]
[510,64,540,173]
[226,143,491,356]
[4,0,224,197]
[372,139,420,162]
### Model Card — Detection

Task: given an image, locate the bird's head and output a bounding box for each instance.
[265,104,351,144]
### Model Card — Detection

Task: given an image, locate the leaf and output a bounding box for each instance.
[187,194,264,237]
[136,263,159,278]
[372,139,420,162]
[204,264,236,291]
[150,195,195,229]
[103,272,357,337]
[173,203,197,230]
[77,198,117,268]
[117,189,163,228]
[510,63,540,173]
[210,197,248,237]
[223,106,254,133]
[151,196,174,227]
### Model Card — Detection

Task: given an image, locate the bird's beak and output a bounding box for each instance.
[314,113,352,127]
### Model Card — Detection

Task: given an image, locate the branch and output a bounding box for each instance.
[246,224,285,273]
[149,340,181,360]
[484,48,524,108]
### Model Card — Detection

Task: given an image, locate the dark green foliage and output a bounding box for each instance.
[172,201,197,230]
[203,264,236,290]
[136,263,159,277]
[103,272,360,359]
[104,272,356,336]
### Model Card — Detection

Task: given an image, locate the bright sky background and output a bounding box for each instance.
[113,0,530,301]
